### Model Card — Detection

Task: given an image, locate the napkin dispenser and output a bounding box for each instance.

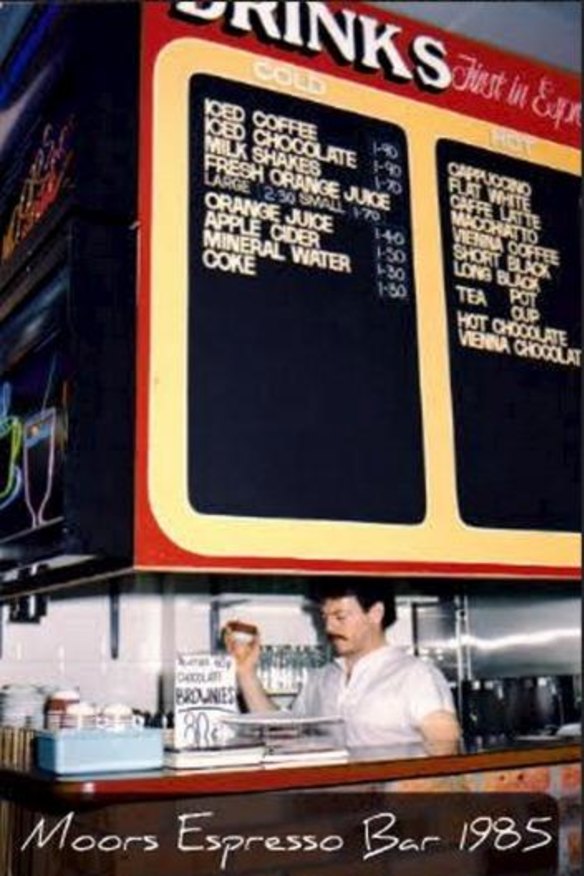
[36,728,163,775]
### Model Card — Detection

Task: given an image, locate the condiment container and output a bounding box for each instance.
[44,689,80,731]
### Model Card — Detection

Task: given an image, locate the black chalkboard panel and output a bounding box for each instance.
[437,140,580,531]
[187,76,425,523]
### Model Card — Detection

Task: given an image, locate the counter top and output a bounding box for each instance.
[0,737,579,806]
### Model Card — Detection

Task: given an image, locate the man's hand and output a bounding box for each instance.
[223,621,261,679]
[222,621,277,713]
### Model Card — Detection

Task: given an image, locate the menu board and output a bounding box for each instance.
[188,76,424,524]
[437,143,580,532]
[138,8,580,576]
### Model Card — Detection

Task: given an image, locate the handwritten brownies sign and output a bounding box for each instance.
[174,653,237,748]
[135,1,581,577]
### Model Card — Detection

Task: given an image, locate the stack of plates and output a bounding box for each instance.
[222,712,343,738]
[0,684,47,729]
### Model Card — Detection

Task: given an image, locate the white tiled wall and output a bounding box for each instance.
[0,577,166,712]
[0,579,321,713]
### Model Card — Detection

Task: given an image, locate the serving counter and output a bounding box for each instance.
[0,737,578,803]
[0,738,580,876]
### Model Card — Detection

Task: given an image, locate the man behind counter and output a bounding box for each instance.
[224,578,461,749]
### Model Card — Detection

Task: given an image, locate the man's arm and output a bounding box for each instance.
[237,668,278,713]
[419,709,461,755]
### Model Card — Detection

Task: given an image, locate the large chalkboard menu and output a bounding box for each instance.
[437,142,580,532]
[138,5,580,576]
[189,76,424,524]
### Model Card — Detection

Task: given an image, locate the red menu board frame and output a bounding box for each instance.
[135,1,580,578]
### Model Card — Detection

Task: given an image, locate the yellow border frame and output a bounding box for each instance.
[148,38,580,568]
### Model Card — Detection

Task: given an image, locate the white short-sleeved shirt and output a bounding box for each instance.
[291,645,455,747]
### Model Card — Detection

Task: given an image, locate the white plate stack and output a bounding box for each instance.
[0,684,47,729]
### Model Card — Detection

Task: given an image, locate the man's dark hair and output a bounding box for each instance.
[306,576,397,629]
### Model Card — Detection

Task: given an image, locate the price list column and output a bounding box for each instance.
[371,140,411,304]
[187,75,425,525]
[437,139,580,532]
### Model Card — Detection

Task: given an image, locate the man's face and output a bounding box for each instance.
[320,596,383,659]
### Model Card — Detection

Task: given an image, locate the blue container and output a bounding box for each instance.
[36,728,163,775]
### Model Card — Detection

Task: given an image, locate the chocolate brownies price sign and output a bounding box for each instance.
[173,653,237,749]
[135,1,580,577]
